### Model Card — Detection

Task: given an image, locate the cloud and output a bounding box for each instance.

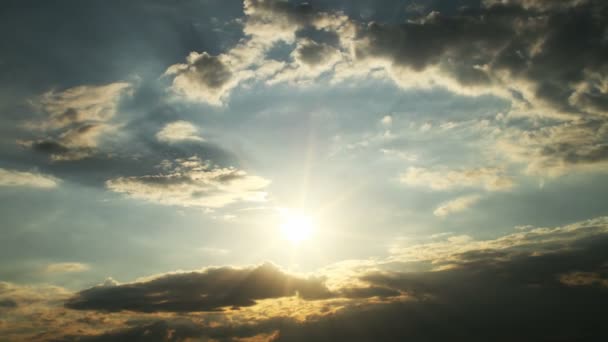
[498,119,608,177]
[164,0,351,104]
[0,281,104,340]
[433,194,482,217]
[380,115,392,126]
[560,271,608,288]
[65,263,333,313]
[60,221,608,341]
[161,0,608,179]
[389,216,608,265]
[0,168,59,188]
[164,51,239,105]
[105,156,270,208]
[353,1,608,117]
[43,262,90,274]
[163,0,608,118]
[400,167,514,191]
[34,82,132,130]
[9,216,601,341]
[20,82,131,161]
[0,299,17,308]
[155,120,204,144]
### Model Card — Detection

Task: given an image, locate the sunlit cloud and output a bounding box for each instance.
[19,82,132,161]
[106,156,270,208]
[156,120,204,144]
[400,167,514,191]
[0,168,59,189]
[433,194,482,217]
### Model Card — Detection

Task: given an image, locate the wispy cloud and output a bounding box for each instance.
[433,194,482,217]
[0,168,59,189]
[106,156,270,208]
[401,167,514,191]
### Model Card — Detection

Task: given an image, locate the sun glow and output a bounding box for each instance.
[280,210,315,244]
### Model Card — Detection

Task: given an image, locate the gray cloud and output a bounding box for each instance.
[295,39,339,67]
[353,1,608,117]
[65,263,333,313]
[164,52,236,105]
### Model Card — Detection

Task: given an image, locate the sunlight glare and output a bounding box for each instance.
[280,210,314,244]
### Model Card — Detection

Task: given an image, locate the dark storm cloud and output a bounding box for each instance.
[65,263,333,312]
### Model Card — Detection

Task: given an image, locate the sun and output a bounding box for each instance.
[279,210,315,244]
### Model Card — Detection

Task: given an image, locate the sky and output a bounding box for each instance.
[1,0,608,341]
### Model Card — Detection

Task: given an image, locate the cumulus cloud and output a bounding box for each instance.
[433,194,482,217]
[156,120,204,144]
[161,0,608,179]
[0,168,59,188]
[106,156,270,208]
[65,263,333,312]
[400,167,514,191]
[164,0,608,179]
[354,1,608,116]
[164,0,351,104]
[164,52,240,105]
[20,82,131,161]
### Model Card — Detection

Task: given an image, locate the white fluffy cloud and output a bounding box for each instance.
[0,168,59,189]
[106,157,270,208]
[156,121,204,144]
